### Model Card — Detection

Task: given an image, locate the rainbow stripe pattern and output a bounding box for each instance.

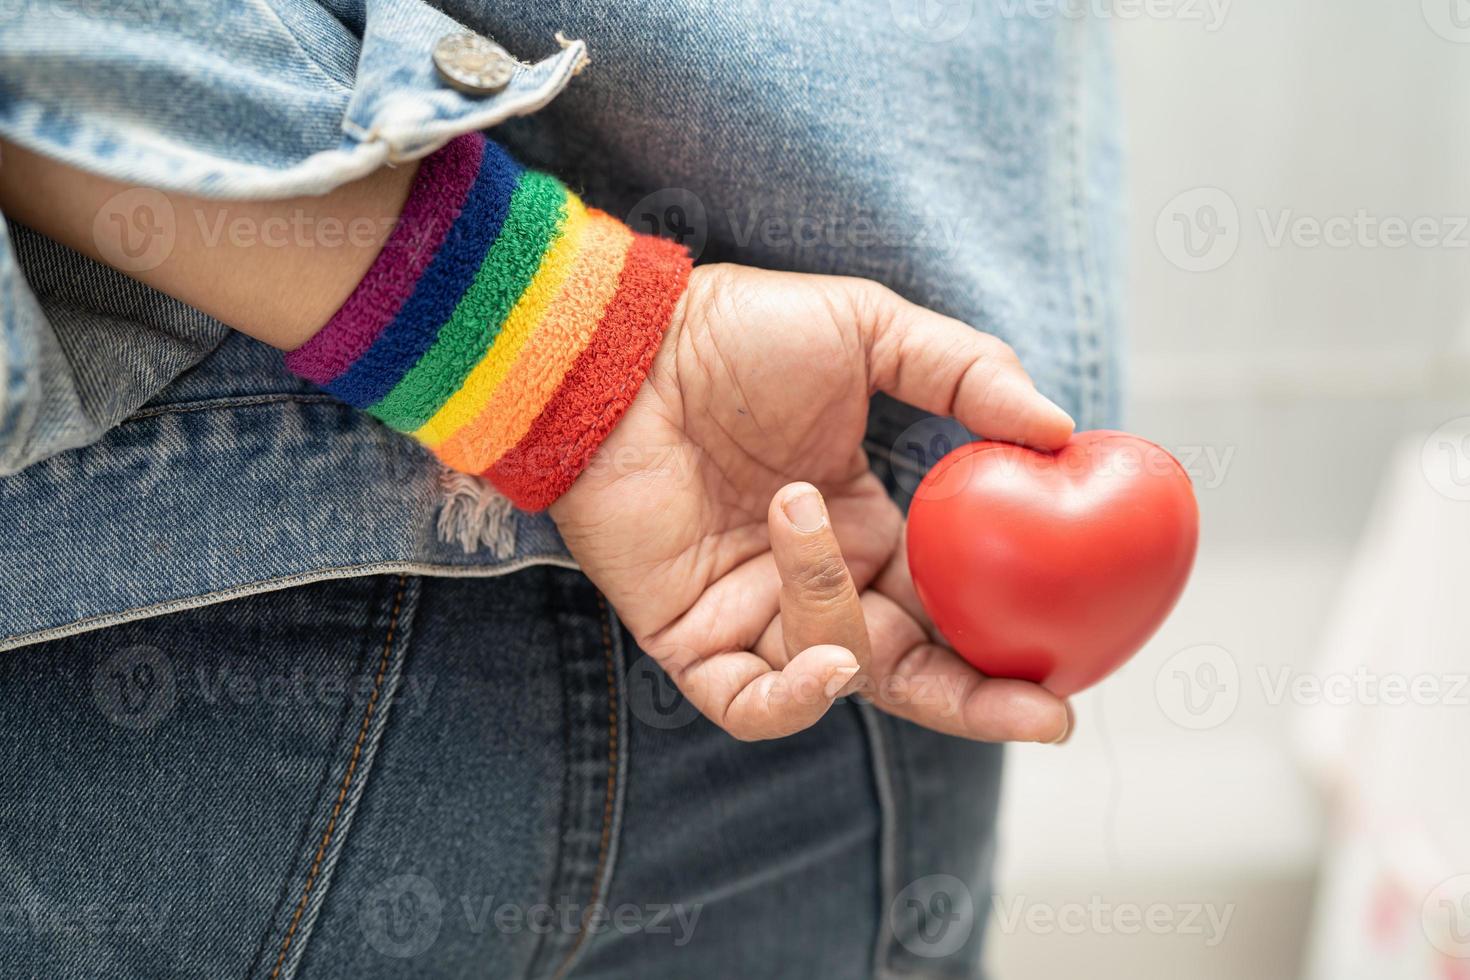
[285,134,692,510]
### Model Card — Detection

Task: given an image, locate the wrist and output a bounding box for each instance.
[284,134,692,511]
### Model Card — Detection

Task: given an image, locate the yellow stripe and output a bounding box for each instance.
[431,213,634,473]
[416,195,590,446]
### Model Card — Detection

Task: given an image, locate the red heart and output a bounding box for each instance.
[906,430,1199,697]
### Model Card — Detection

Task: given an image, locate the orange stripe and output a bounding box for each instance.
[432,210,634,473]
[415,194,588,446]
[484,232,692,510]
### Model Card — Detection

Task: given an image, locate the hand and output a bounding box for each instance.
[550,264,1077,743]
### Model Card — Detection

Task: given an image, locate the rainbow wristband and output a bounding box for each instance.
[285,134,692,510]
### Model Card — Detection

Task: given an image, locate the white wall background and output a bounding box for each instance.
[987,3,1470,977]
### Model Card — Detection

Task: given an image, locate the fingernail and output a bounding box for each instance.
[782,488,826,533]
[825,666,860,700]
[1049,701,1075,744]
[1036,391,1075,431]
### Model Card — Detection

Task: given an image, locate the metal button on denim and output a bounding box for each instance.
[433,33,514,95]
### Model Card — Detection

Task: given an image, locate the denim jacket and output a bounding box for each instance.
[0,0,1122,664]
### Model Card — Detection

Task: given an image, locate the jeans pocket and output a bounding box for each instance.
[0,574,419,980]
[250,575,420,980]
[863,706,1005,980]
[280,568,625,980]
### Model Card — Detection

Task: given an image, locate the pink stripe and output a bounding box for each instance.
[284,135,485,384]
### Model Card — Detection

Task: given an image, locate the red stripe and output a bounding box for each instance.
[484,234,692,510]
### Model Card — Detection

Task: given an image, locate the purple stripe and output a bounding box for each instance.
[284,134,486,384]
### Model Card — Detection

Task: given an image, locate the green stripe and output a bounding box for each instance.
[368,171,569,432]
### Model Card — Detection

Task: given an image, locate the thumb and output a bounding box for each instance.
[853,281,1075,450]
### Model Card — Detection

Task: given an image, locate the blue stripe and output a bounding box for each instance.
[327,141,523,407]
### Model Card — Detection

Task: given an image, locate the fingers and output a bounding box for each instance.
[767,483,873,672]
[675,644,860,741]
[855,282,1075,450]
[684,484,1069,743]
[673,482,875,741]
[639,483,880,742]
[859,590,1072,743]
[864,539,1070,742]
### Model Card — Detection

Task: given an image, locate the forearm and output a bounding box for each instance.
[0,135,691,509]
[0,139,418,351]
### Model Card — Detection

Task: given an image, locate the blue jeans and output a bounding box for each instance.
[0,569,1003,979]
